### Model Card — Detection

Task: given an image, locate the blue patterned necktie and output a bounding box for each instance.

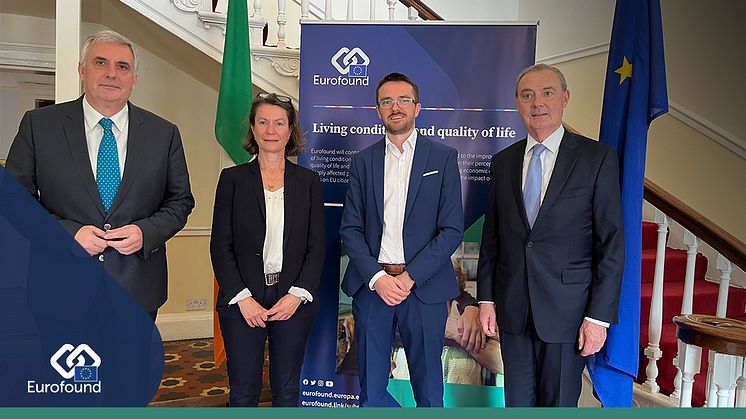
[523,143,547,228]
[96,117,121,212]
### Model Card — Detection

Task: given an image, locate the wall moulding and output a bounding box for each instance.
[0,42,55,71]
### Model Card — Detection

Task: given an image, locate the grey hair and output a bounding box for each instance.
[515,63,568,96]
[80,30,140,74]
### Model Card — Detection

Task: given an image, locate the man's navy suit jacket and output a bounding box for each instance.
[477,131,625,343]
[340,135,464,304]
[7,97,195,312]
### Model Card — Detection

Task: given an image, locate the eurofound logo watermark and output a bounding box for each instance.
[27,343,102,394]
[313,46,370,87]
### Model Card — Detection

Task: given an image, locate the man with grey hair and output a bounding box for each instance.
[476,63,624,406]
[6,30,194,320]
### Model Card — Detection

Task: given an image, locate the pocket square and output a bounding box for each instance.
[422,170,439,177]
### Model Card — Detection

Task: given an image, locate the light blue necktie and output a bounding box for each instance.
[523,143,547,228]
[96,117,121,212]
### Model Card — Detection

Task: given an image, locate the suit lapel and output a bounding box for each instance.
[107,102,143,217]
[282,161,296,254]
[372,139,385,224]
[534,132,579,227]
[248,158,266,220]
[63,97,105,217]
[510,139,530,231]
[404,137,430,224]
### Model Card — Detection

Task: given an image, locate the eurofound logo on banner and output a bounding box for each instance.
[27,343,102,394]
[313,46,370,87]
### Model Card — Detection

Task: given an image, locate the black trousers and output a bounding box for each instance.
[219,285,314,407]
[499,313,587,407]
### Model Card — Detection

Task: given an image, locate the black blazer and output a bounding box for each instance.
[210,159,325,318]
[476,131,625,343]
[6,97,195,312]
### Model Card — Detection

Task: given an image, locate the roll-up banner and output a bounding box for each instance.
[298,22,536,407]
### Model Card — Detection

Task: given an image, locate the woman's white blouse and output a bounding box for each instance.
[262,188,284,274]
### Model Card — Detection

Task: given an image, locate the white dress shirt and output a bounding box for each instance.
[229,187,312,305]
[82,95,128,179]
[483,125,608,328]
[368,130,418,290]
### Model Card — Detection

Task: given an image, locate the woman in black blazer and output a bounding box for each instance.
[210,93,325,407]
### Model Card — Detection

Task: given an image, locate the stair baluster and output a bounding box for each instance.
[717,255,733,317]
[408,6,417,20]
[387,0,397,19]
[277,0,287,47]
[301,0,309,18]
[347,0,354,19]
[705,256,736,406]
[671,230,700,404]
[325,0,332,19]
[676,338,702,407]
[736,358,746,407]
[712,353,738,407]
[643,209,668,394]
[253,0,264,20]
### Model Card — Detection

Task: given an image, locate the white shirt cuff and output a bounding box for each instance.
[478,301,495,305]
[369,270,386,290]
[289,286,313,303]
[228,288,252,305]
[585,316,610,328]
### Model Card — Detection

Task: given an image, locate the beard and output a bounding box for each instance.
[382,112,415,136]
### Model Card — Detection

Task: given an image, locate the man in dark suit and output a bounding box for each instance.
[6,30,194,320]
[340,73,464,407]
[477,64,624,406]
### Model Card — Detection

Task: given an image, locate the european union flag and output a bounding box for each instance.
[588,0,668,407]
[348,64,367,77]
[74,365,98,383]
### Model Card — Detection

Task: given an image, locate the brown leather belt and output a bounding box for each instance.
[265,272,280,286]
[380,263,406,276]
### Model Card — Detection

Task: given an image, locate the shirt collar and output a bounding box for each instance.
[385,129,418,155]
[83,95,129,133]
[526,124,564,157]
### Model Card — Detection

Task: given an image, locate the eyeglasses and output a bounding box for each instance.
[256,93,292,104]
[377,97,417,109]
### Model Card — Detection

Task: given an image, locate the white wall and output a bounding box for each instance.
[0,70,55,159]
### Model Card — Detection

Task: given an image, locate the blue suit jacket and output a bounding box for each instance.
[340,135,464,304]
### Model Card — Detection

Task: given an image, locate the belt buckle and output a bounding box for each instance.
[265,272,280,286]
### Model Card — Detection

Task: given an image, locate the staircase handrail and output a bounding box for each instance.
[644,179,746,273]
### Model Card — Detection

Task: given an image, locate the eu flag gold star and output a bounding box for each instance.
[615,56,633,84]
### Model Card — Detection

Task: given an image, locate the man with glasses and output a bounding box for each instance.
[340,72,464,406]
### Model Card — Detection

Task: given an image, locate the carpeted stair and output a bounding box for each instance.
[637,221,746,406]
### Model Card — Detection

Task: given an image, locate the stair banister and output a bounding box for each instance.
[673,315,746,408]
[643,180,746,273]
